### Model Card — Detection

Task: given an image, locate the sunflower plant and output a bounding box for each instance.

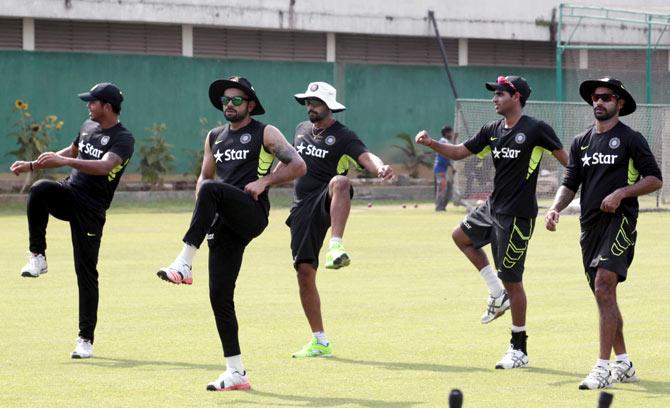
[8,99,64,191]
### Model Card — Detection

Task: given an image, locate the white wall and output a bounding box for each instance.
[2,0,669,44]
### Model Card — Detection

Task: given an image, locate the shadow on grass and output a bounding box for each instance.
[330,356,489,374]
[64,356,222,371]
[222,389,421,407]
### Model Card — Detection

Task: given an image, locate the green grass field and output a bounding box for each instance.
[1,203,669,407]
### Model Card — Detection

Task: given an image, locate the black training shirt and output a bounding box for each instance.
[207,119,274,212]
[562,121,662,225]
[65,120,134,213]
[464,115,563,218]
[292,121,368,201]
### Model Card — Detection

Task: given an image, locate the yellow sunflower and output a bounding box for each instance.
[56,121,64,129]
[14,100,28,110]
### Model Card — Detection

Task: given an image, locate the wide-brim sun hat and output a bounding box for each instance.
[209,76,265,115]
[579,77,636,116]
[294,81,346,112]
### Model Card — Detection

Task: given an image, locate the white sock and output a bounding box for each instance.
[313,331,329,346]
[329,237,342,248]
[596,358,610,369]
[511,325,526,333]
[225,354,245,373]
[479,265,504,297]
[176,243,197,266]
[615,353,630,364]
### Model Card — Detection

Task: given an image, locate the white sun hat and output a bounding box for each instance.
[294,81,346,112]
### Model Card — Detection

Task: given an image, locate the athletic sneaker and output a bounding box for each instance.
[325,242,350,269]
[71,337,93,359]
[611,360,639,383]
[206,369,251,391]
[20,253,48,278]
[579,365,613,390]
[495,346,528,369]
[481,290,510,324]
[292,337,333,358]
[157,261,192,285]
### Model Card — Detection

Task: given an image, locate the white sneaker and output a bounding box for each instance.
[157,261,192,285]
[495,346,528,369]
[579,365,613,390]
[206,369,251,391]
[481,290,510,324]
[20,253,48,278]
[611,360,639,383]
[71,337,93,359]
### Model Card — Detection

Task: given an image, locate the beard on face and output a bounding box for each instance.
[594,105,616,121]
[225,107,248,123]
[308,109,328,123]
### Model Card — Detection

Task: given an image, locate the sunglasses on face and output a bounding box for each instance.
[591,93,619,103]
[221,95,250,106]
[496,76,517,92]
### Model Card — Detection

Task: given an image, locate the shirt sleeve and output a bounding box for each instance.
[345,132,369,164]
[108,134,135,161]
[536,121,563,151]
[463,123,492,156]
[630,132,662,180]
[561,136,582,192]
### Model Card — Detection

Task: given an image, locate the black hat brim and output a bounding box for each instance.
[579,80,636,116]
[209,79,265,116]
[78,92,96,101]
[485,82,509,93]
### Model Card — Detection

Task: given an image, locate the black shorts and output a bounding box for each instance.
[460,201,535,283]
[286,184,353,269]
[580,213,636,291]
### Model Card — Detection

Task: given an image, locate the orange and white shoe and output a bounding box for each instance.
[157,261,192,285]
[206,370,251,391]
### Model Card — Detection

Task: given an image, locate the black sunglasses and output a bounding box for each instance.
[591,93,619,103]
[221,96,250,106]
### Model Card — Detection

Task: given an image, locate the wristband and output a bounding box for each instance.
[30,161,34,171]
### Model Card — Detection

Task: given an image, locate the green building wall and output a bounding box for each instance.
[1,51,560,172]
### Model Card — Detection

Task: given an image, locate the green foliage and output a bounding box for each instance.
[138,123,174,187]
[391,132,432,178]
[7,100,64,191]
[185,117,221,180]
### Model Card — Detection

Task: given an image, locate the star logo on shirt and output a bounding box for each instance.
[213,149,223,163]
[581,153,591,166]
[296,142,306,154]
[492,147,501,159]
[78,140,85,151]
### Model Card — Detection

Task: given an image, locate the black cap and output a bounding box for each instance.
[78,83,123,108]
[485,75,532,101]
[208,76,265,115]
[579,77,636,116]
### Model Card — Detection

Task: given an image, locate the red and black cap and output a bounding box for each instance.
[485,75,532,101]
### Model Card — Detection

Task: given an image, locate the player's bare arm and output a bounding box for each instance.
[10,143,78,175]
[552,148,569,167]
[195,132,216,197]
[244,125,306,200]
[357,151,394,180]
[600,175,663,213]
[415,130,472,160]
[545,185,577,231]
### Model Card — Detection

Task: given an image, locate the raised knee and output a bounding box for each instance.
[329,175,350,192]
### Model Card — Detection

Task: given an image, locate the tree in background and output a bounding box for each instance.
[392,132,431,178]
[138,123,174,188]
[7,99,63,192]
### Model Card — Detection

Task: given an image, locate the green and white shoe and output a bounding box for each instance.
[325,242,350,269]
[292,338,333,358]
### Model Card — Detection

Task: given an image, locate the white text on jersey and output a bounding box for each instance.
[297,142,329,158]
